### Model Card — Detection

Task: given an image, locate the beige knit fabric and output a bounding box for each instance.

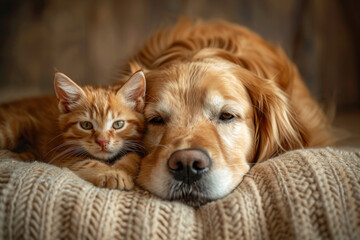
[0,147,359,240]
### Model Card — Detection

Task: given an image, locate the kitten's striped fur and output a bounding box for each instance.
[0,71,146,190]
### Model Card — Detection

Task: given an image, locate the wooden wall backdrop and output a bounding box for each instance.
[0,0,359,110]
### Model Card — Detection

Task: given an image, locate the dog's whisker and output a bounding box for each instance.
[225,163,253,167]
[154,144,170,149]
[232,173,253,176]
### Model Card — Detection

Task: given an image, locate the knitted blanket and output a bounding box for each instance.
[0,147,359,239]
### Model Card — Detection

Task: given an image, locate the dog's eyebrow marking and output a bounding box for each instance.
[145,101,171,118]
[204,94,224,115]
[204,94,245,119]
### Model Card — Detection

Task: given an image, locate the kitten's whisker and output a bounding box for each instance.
[49,149,77,162]
[44,141,79,158]
[123,140,146,154]
[46,133,63,145]
[76,152,89,160]
[48,146,86,164]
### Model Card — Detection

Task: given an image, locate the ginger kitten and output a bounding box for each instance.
[0,71,146,190]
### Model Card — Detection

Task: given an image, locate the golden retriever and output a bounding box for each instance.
[123,19,334,206]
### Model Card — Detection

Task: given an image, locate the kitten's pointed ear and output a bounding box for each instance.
[117,71,146,112]
[54,72,85,113]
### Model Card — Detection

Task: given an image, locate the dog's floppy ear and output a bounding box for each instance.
[237,70,309,162]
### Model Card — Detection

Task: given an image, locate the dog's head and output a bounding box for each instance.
[127,20,312,206]
[134,50,307,206]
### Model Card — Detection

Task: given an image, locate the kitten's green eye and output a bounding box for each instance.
[80,121,93,130]
[113,120,124,129]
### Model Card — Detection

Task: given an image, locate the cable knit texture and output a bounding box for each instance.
[0,147,359,239]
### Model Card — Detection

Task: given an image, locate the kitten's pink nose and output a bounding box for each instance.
[96,139,109,149]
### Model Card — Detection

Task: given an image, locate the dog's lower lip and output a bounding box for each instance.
[171,194,211,207]
[169,182,212,207]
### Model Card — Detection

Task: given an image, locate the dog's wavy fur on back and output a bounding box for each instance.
[124,19,334,205]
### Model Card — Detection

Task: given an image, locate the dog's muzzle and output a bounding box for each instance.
[167,149,211,184]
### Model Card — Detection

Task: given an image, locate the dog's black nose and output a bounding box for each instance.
[168,149,210,184]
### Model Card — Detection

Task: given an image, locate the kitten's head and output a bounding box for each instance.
[54,71,146,161]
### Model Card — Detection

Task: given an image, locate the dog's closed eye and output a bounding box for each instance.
[148,115,165,125]
[218,112,236,122]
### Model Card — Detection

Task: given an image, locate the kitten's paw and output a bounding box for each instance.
[96,170,135,190]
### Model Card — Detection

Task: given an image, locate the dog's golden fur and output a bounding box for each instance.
[124,19,334,206]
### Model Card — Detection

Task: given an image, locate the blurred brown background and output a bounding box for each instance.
[0,0,359,138]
